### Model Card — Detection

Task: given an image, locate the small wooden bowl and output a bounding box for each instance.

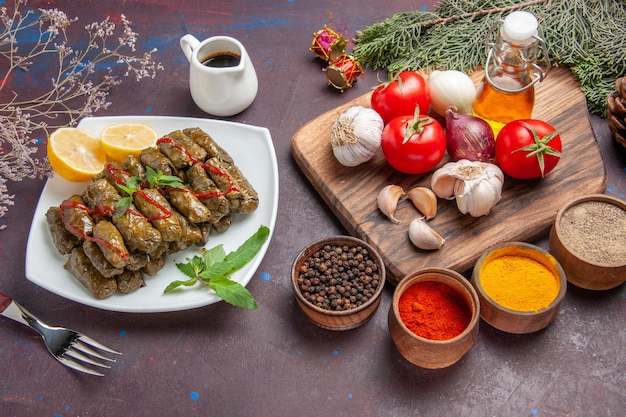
[291,236,386,331]
[549,194,626,291]
[471,242,567,334]
[388,268,480,369]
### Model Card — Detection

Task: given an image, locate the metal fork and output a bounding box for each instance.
[0,291,121,376]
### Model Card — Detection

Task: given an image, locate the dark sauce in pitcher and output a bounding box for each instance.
[201,51,241,68]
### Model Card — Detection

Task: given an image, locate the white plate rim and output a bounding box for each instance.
[25,115,279,313]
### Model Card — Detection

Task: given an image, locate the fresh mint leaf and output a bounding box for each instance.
[209,275,258,310]
[145,166,158,188]
[198,225,269,281]
[164,225,270,309]
[145,166,184,189]
[201,245,226,270]
[222,225,270,270]
[164,277,198,294]
[176,261,199,279]
[114,175,143,217]
[115,196,133,218]
[160,175,185,189]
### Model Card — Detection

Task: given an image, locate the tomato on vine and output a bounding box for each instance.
[381,107,446,175]
[371,71,431,125]
[495,119,562,179]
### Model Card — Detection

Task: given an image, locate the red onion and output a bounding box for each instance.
[445,107,495,162]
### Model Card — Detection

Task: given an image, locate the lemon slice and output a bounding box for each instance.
[100,123,159,162]
[47,127,107,182]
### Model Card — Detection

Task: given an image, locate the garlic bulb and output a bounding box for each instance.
[431,159,504,217]
[408,218,445,250]
[428,70,477,116]
[330,105,384,167]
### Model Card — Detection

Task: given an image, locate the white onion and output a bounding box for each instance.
[428,70,477,116]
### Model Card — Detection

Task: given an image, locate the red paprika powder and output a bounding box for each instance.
[398,281,471,341]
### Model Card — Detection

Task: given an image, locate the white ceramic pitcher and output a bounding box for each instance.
[180,34,258,117]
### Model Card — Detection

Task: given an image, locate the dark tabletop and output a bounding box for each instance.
[1,1,625,416]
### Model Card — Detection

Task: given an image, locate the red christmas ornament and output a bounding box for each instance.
[324,54,363,92]
[310,25,346,62]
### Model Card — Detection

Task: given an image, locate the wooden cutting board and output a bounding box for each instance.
[291,67,607,285]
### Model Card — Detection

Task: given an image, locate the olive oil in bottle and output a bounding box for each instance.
[473,11,550,136]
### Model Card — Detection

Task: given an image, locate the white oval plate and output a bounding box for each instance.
[25,116,279,313]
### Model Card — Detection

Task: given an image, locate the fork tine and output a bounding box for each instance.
[76,334,122,355]
[56,355,106,377]
[64,347,111,369]
[71,339,118,363]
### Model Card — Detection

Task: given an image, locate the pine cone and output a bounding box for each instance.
[607,76,626,149]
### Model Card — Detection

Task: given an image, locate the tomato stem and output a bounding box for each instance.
[402,105,434,144]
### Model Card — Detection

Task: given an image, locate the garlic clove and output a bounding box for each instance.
[377,184,405,224]
[407,186,437,219]
[430,161,458,199]
[408,218,445,250]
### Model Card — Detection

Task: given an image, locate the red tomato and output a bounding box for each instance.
[495,119,562,179]
[381,111,446,175]
[371,72,431,125]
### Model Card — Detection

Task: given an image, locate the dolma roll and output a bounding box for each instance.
[46,206,81,255]
[204,157,242,200]
[183,127,234,165]
[102,161,134,197]
[65,248,117,299]
[212,213,232,234]
[140,147,175,177]
[92,220,129,269]
[168,210,204,252]
[127,251,157,271]
[115,270,145,294]
[82,240,124,278]
[84,177,121,216]
[133,188,183,242]
[121,154,147,179]
[113,207,163,255]
[186,163,230,223]
[167,187,212,223]
[224,164,258,214]
[205,157,259,214]
[158,130,207,169]
[143,256,165,277]
[60,195,95,240]
[196,222,212,247]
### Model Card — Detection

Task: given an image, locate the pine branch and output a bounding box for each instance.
[353,0,626,116]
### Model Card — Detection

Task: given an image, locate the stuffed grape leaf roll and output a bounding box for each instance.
[65,247,117,299]
[133,188,183,242]
[92,220,129,269]
[46,206,81,255]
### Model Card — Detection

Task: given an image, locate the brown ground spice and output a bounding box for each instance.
[559,200,626,265]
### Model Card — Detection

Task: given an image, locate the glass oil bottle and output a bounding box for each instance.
[473,11,551,136]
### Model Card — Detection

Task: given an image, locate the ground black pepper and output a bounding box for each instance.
[297,244,381,311]
[560,200,626,265]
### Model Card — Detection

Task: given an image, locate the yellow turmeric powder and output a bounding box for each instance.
[480,254,559,312]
